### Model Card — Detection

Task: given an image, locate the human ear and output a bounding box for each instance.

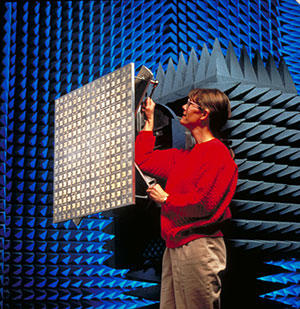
[199,109,209,120]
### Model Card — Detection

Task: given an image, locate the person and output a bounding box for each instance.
[135,88,238,309]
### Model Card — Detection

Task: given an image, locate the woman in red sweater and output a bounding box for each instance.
[135,88,238,309]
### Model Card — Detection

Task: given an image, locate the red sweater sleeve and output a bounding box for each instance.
[135,131,181,179]
[164,161,238,223]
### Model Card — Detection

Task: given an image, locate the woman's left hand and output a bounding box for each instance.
[146,184,169,204]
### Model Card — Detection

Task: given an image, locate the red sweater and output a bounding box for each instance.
[135,131,238,248]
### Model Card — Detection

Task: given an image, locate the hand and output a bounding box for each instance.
[146,184,169,204]
[142,97,155,121]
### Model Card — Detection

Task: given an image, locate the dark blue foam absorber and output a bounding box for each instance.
[1,0,300,308]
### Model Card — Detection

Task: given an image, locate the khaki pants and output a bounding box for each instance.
[160,237,226,309]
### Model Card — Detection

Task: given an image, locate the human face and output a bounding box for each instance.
[180,98,205,128]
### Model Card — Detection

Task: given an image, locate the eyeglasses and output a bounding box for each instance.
[187,99,203,110]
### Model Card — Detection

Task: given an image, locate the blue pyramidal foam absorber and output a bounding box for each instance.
[1,1,300,308]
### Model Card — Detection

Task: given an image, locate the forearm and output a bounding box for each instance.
[164,169,238,218]
[164,192,206,216]
[141,97,155,131]
[142,118,154,131]
[135,131,177,179]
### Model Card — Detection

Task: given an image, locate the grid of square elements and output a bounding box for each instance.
[53,63,135,223]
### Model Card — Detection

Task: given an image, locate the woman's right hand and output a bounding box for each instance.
[142,97,156,121]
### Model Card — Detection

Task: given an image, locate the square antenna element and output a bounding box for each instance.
[53,63,135,223]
